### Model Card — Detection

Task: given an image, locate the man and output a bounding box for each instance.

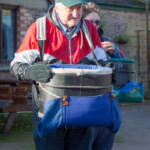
[10,0,116,149]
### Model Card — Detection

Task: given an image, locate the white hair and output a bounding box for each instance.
[55,2,64,13]
[55,2,62,8]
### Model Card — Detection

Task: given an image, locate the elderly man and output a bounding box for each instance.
[10,0,116,150]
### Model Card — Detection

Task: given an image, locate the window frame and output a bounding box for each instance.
[0,5,17,63]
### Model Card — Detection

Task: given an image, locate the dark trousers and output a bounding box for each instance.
[33,111,115,150]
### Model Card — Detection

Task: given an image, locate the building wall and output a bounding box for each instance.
[101,9,150,95]
[0,0,47,9]
[0,1,47,80]
[0,1,150,97]
[16,7,47,49]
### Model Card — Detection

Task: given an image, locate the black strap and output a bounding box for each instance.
[82,20,102,66]
[38,40,45,61]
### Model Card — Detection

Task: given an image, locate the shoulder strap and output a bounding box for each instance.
[82,20,94,50]
[36,16,47,61]
[36,16,47,41]
[82,20,101,66]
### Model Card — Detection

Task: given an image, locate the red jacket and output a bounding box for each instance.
[11,17,106,66]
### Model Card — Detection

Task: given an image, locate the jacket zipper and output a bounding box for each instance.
[68,39,72,64]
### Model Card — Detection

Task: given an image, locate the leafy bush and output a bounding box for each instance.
[115,34,131,44]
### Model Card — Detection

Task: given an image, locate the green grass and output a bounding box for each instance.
[0,113,35,149]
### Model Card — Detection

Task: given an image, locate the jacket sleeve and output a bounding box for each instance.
[10,22,40,81]
[102,36,125,58]
[10,62,29,81]
[107,49,122,58]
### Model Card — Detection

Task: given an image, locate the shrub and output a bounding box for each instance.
[115,34,131,44]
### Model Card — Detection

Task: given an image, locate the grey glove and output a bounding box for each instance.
[25,61,52,83]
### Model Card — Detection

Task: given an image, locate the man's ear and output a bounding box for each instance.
[54,5,58,13]
[54,2,60,13]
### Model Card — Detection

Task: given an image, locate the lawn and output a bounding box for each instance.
[0,113,35,150]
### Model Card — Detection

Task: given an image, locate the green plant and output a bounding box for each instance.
[99,14,107,30]
[133,0,145,5]
[115,34,131,44]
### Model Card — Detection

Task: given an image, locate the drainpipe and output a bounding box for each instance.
[146,1,150,88]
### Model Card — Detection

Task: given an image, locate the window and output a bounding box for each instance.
[0,6,16,62]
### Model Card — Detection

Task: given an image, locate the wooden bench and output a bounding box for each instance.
[0,100,13,109]
[0,80,32,133]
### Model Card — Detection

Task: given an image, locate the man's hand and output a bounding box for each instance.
[25,61,52,83]
[101,41,115,54]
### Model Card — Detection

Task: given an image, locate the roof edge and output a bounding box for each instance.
[95,2,149,13]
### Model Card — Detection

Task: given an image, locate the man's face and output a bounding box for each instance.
[55,3,82,30]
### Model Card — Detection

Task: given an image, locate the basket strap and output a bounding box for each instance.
[36,16,47,61]
[36,16,46,41]
[82,20,101,66]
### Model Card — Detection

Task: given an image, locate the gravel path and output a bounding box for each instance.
[113,101,150,150]
[0,101,150,150]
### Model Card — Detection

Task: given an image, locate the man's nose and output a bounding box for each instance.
[72,9,79,18]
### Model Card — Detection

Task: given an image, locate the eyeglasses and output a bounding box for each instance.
[89,20,101,26]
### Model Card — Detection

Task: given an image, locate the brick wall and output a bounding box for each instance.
[0,6,47,80]
[16,6,46,49]
[100,9,150,96]
[1,5,150,97]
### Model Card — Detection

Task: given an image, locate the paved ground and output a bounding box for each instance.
[0,101,150,150]
[113,100,150,150]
